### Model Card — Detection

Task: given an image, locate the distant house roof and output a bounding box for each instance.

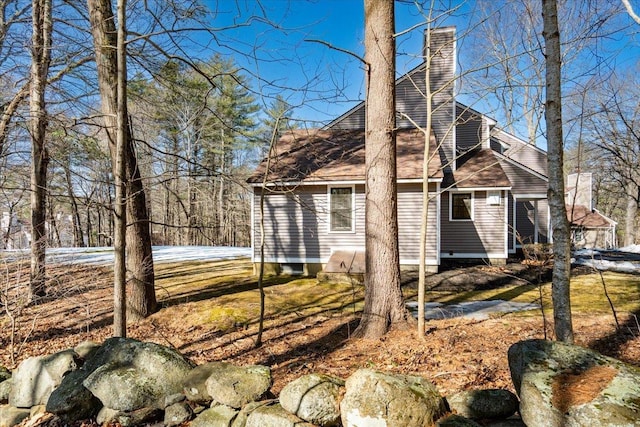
[247,128,443,184]
[567,205,617,228]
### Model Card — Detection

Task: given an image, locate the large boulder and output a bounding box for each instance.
[204,362,271,409]
[447,389,518,420]
[83,338,194,411]
[508,339,640,427]
[47,337,194,421]
[340,369,447,427]
[279,373,344,426]
[9,349,79,408]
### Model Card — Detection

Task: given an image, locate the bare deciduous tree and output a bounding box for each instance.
[542,0,573,343]
[29,0,52,300]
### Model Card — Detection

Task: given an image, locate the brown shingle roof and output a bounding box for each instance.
[567,205,616,228]
[445,149,511,189]
[247,128,443,184]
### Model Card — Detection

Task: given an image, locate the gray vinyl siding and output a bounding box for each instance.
[253,183,439,266]
[253,185,366,263]
[326,28,456,167]
[455,105,484,154]
[440,190,507,257]
[495,131,548,177]
[397,183,439,264]
[499,159,548,196]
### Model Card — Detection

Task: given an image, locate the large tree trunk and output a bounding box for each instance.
[354,0,408,339]
[87,0,157,320]
[29,0,52,300]
[542,0,573,343]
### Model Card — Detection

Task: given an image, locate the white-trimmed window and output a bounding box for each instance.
[328,186,355,232]
[450,192,473,221]
[486,190,501,206]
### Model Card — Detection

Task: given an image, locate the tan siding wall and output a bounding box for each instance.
[500,160,547,195]
[254,183,439,266]
[397,183,439,264]
[440,191,507,256]
[253,185,366,263]
[498,132,548,177]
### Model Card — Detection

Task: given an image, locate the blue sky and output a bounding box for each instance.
[202,1,472,124]
[199,1,640,143]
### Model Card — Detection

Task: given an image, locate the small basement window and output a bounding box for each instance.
[329,186,355,232]
[450,192,473,221]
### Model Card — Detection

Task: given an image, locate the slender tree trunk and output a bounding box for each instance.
[87,0,157,321]
[418,27,434,339]
[65,159,85,247]
[29,0,52,300]
[625,182,637,246]
[543,0,573,343]
[112,0,128,336]
[354,0,408,339]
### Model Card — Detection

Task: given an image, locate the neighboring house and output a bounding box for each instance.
[247,27,552,275]
[566,172,617,249]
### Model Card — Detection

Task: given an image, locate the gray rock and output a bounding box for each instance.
[447,389,518,420]
[0,368,10,383]
[436,414,483,426]
[245,402,315,427]
[164,392,186,408]
[9,349,79,408]
[340,369,447,427]
[183,363,217,403]
[0,405,30,427]
[45,368,102,421]
[96,406,161,427]
[0,380,11,404]
[164,401,193,427]
[47,337,193,421]
[83,338,194,411]
[191,405,239,427]
[509,339,640,427]
[204,362,272,409]
[95,406,119,425]
[73,341,100,360]
[279,373,344,426]
[231,401,270,427]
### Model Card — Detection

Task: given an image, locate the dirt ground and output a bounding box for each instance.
[2,260,639,401]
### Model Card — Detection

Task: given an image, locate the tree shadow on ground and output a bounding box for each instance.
[587,309,640,364]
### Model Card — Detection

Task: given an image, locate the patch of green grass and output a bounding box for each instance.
[413,271,640,317]
[152,260,640,331]
[152,260,364,331]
